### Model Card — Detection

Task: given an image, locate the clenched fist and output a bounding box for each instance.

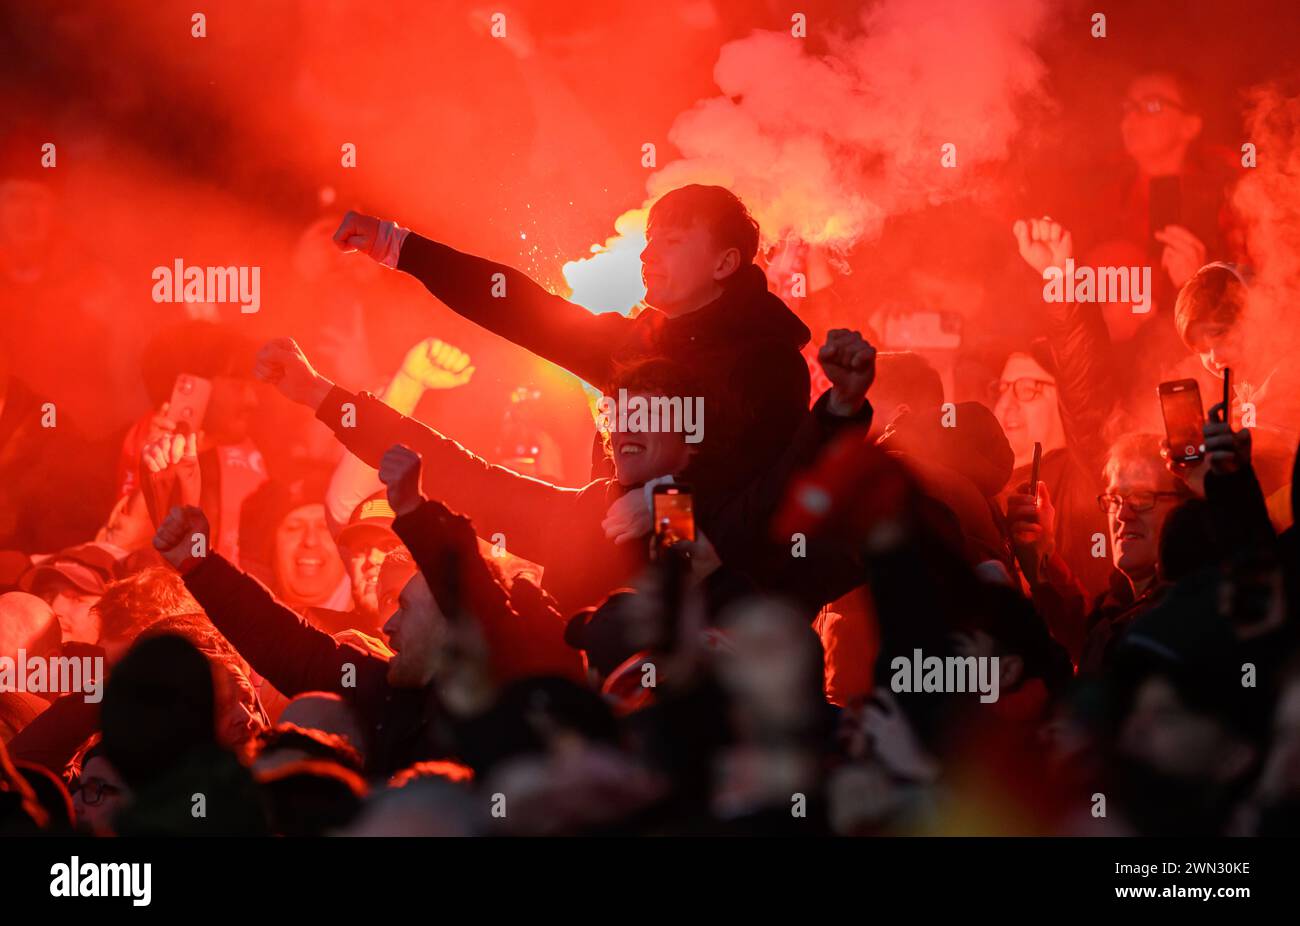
[378,444,425,517]
[398,337,476,391]
[254,338,334,409]
[333,211,383,257]
[818,329,876,417]
[153,505,212,573]
[1013,216,1073,276]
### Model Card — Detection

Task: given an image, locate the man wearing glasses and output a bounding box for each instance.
[1079,432,1193,673]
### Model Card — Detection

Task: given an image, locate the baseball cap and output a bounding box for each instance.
[20,542,120,597]
[337,491,399,550]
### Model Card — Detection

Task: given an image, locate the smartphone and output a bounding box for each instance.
[166,373,212,432]
[1030,441,1042,504]
[1158,379,1205,463]
[652,483,695,546]
[1148,175,1182,248]
[1222,366,1231,423]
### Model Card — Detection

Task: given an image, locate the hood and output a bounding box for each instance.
[726,263,811,348]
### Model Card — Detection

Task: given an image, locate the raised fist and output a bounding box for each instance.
[818,328,876,417]
[332,211,383,257]
[152,505,212,573]
[254,338,333,409]
[378,444,425,517]
[1013,216,1073,276]
[398,338,476,391]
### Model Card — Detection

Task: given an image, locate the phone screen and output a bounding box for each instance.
[652,486,695,544]
[1159,381,1204,463]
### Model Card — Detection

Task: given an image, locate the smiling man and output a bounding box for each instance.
[256,330,873,616]
[306,491,404,639]
[1078,433,1192,673]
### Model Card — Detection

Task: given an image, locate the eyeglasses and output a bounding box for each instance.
[990,378,1055,403]
[75,777,122,806]
[1097,491,1185,514]
[1121,96,1186,116]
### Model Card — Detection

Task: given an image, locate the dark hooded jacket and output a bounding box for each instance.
[395,234,812,522]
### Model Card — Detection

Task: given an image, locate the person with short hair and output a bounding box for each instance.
[332,185,813,542]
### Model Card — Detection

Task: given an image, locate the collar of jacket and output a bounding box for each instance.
[634,264,810,350]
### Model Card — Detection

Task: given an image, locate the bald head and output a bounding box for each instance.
[0,591,61,661]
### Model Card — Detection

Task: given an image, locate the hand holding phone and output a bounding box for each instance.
[1030,441,1042,507]
[652,483,695,555]
[1158,379,1205,463]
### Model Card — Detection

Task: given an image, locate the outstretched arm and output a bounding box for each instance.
[334,211,633,388]
[1013,216,1116,475]
[257,337,585,564]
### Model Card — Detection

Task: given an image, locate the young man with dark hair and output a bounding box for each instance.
[332,184,812,537]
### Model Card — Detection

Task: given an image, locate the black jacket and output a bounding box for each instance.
[395,233,812,522]
[182,553,457,777]
[316,384,869,616]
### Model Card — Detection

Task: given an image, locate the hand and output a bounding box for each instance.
[397,337,475,391]
[669,529,722,583]
[1203,400,1251,477]
[142,430,198,475]
[1160,439,1208,497]
[1006,479,1056,566]
[1154,224,1207,289]
[602,488,653,545]
[332,210,383,257]
[862,688,941,783]
[152,505,212,573]
[378,444,425,517]
[144,402,178,444]
[1013,216,1073,275]
[818,329,876,416]
[254,338,334,409]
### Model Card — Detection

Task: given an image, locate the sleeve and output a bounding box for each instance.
[6,694,100,775]
[1205,464,1276,556]
[1027,552,1091,665]
[316,386,583,563]
[1041,284,1117,477]
[391,500,514,626]
[397,232,634,388]
[182,554,389,702]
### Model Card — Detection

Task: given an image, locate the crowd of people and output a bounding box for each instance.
[3,64,1300,837]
